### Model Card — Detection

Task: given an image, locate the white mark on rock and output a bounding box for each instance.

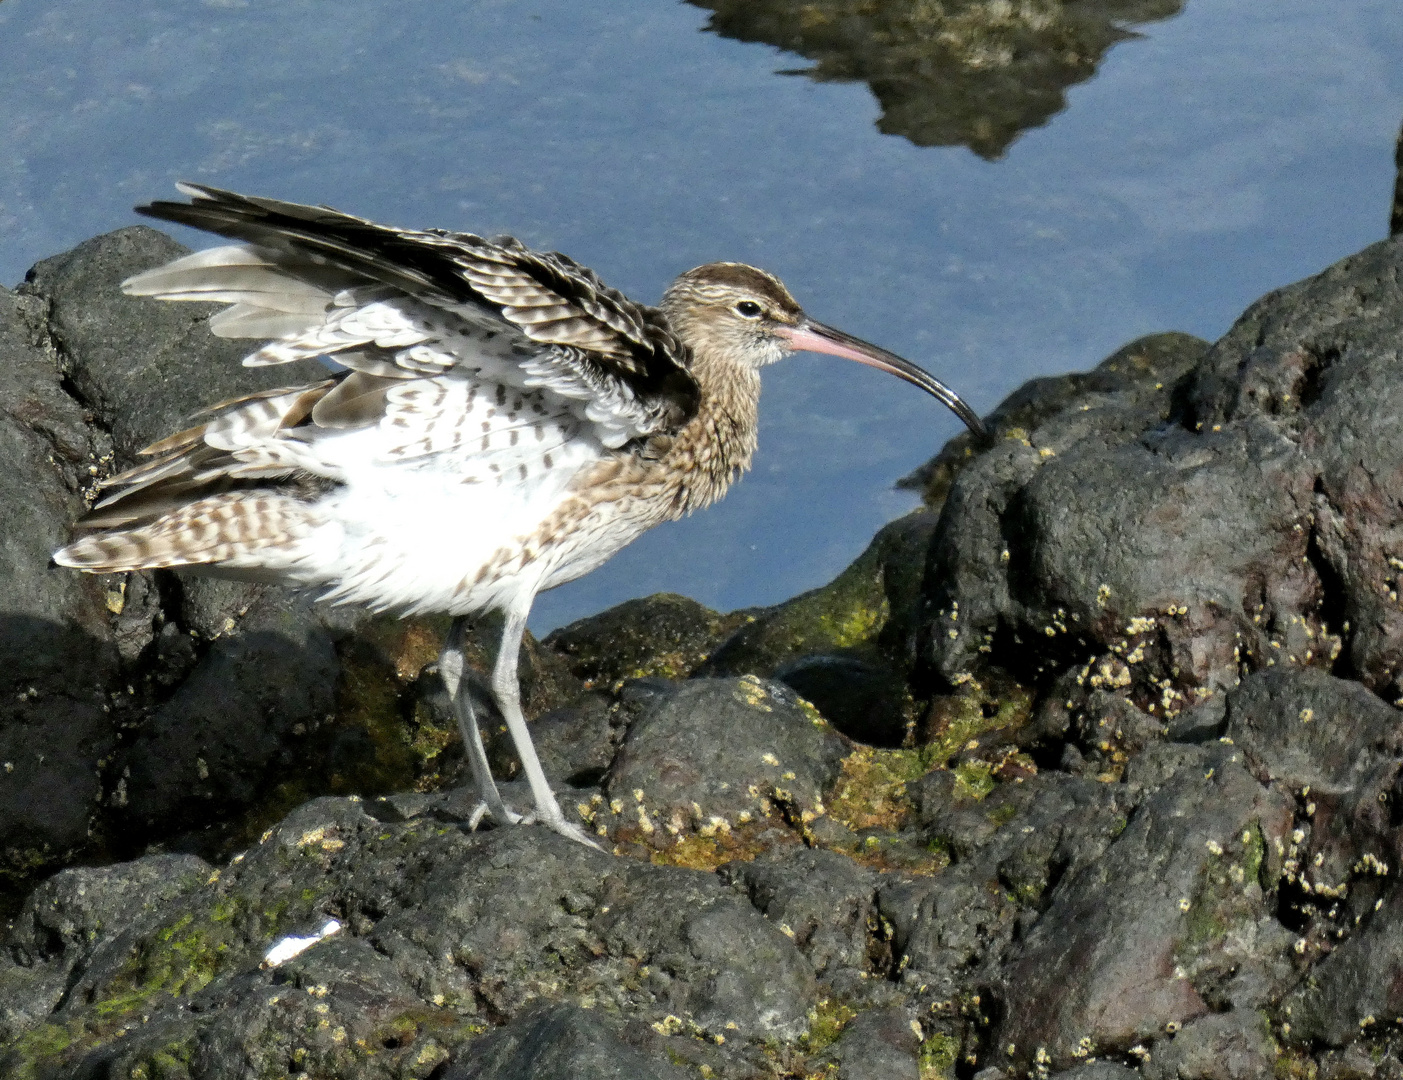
[263,919,342,967]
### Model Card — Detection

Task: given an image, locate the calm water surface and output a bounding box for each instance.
[1,0,1400,630]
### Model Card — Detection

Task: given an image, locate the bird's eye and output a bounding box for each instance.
[734,301,763,319]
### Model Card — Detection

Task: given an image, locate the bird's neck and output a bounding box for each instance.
[669,351,760,515]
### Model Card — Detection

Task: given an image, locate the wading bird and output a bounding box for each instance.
[55,185,986,848]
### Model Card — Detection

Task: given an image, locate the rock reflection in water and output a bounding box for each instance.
[690,0,1185,158]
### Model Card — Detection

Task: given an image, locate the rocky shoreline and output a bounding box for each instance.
[4,223,1403,1078]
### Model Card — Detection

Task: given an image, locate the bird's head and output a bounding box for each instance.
[661,262,804,369]
[661,261,987,440]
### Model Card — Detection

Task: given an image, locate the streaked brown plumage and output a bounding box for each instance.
[54,184,985,847]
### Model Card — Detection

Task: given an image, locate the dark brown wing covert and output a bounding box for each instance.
[137,184,700,430]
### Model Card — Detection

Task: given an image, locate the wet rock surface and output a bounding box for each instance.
[8,229,1403,1077]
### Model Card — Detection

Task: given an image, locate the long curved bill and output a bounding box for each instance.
[780,320,988,442]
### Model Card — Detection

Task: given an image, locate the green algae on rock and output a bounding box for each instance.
[700,510,940,682]
[543,593,750,688]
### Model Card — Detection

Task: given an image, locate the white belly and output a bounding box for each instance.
[243,423,622,616]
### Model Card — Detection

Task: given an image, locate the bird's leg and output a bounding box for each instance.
[440,616,518,828]
[491,606,604,851]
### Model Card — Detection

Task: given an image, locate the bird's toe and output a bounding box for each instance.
[551,819,607,852]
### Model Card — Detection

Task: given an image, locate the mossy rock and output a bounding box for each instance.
[543,592,749,688]
[699,510,940,681]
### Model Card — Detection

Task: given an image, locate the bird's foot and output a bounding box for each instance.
[521,811,607,852]
[465,800,522,831]
[457,783,604,851]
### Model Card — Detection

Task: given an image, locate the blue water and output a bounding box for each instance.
[1,0,1400,631]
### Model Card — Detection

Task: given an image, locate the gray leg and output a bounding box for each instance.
[440,616,518,827]
[492,605,603,850]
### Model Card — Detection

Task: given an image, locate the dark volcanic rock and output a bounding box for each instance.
[1283,880,1403,1048]
[0,853,210,1044]
[919,331,1226,696]
[0,798,818,1078]
[929,413,1314,701]
[605,676,848,838]
[12,195,1403,1080]
[1141,1009,1278,1080]
[1185,236,1403,697]
[719,847,878,993]
[902,331,1210,507]
[443,1002,687,1080]
[0,229,344,899]
[774,652,911,746]
[699,510,939,683]
[1251,672,1403,1052]
[1393,117,1403,237]
[22,226,323,463]
[920,238,1403,741]
[989,746,1294,1071]
[913,769,1133,879]
[544,593,745,687]
[0,283,121,890]
[367,822,818,1040]
[522,695,617,788]
[880,770,1134,1006]
[818,1004,921,1080]
[543,514,940,750]
[0,229,536,908]
[1224,668,1402,796]
[1054,1065,1141,1080]
[112,592,340,837]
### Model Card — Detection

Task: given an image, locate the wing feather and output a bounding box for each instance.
[209,306,324,339]
[130,184,699,438]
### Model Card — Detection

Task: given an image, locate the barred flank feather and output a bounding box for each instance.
[54,493,319,572]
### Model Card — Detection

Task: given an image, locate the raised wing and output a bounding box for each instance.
[59,185,698,573]
[127,183,700,445]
